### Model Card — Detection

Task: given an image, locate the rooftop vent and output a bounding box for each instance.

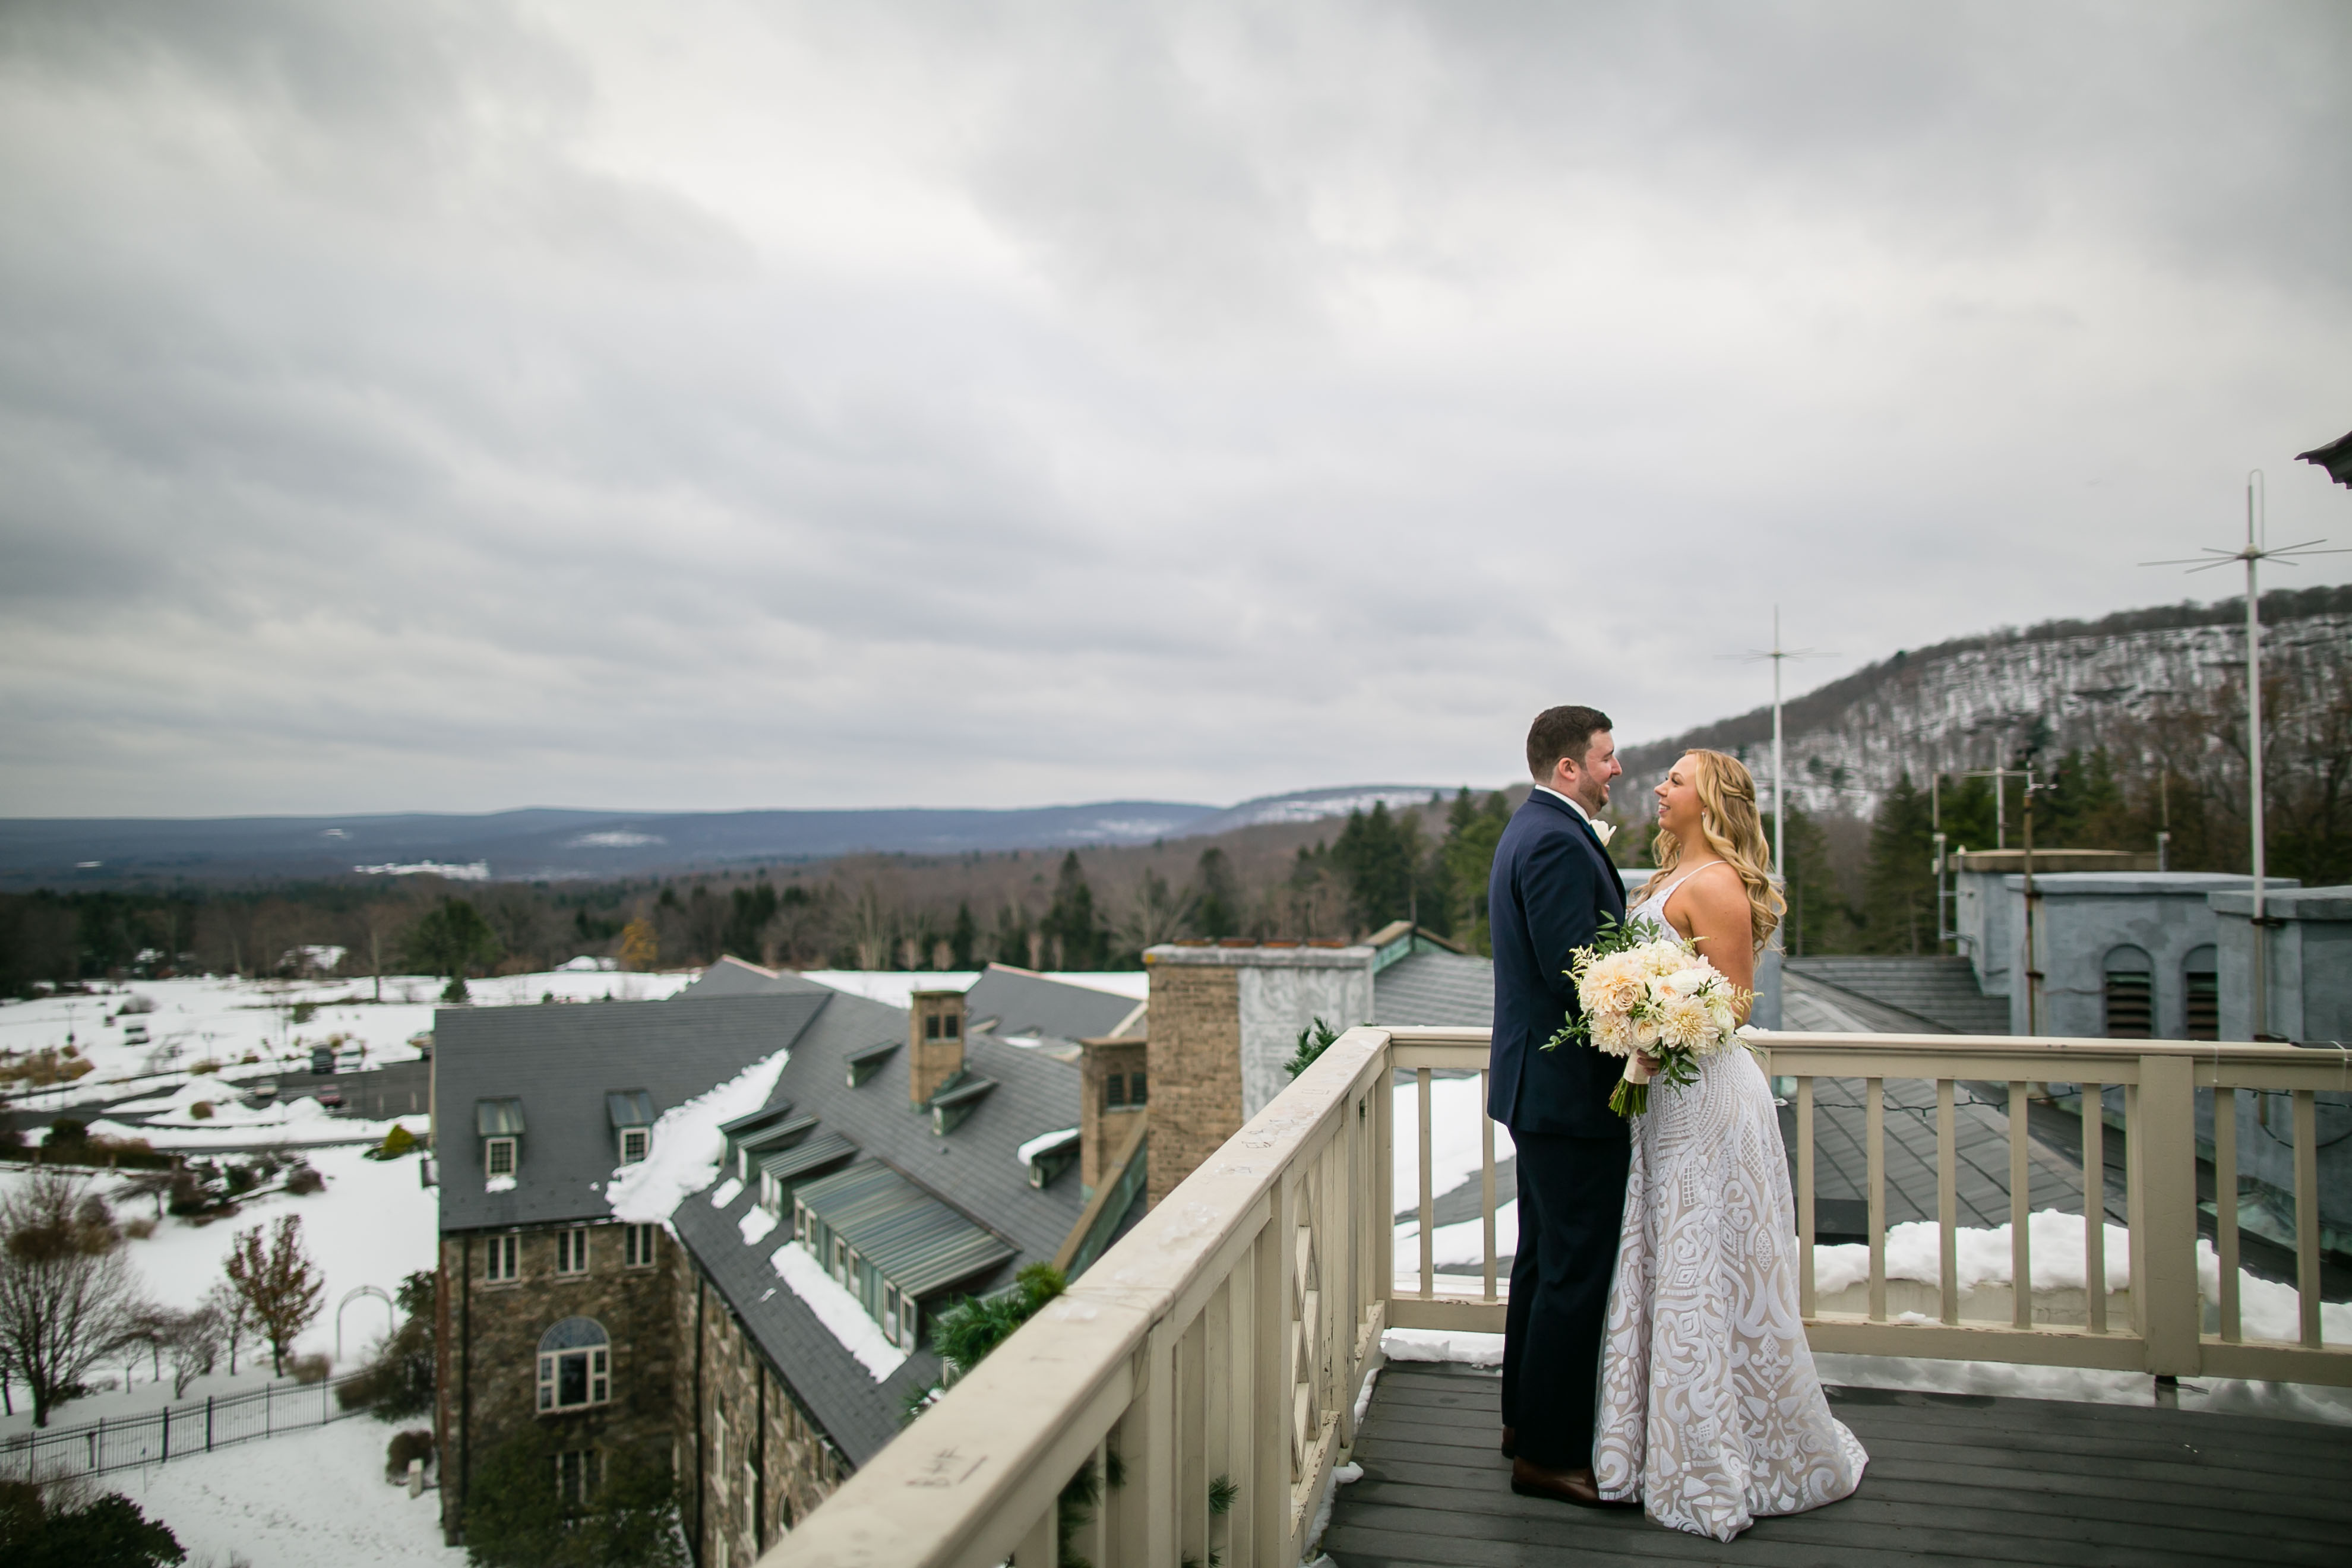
[927,1072,997,1136]
[845,1040,899,1089]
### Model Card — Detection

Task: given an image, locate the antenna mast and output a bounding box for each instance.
[2145,469,2344,1039]
[1735,608,1831,879]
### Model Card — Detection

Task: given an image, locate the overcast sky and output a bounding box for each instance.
[2,2,2347,818]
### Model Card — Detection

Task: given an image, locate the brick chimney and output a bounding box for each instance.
[908,990,967,1107]
[1077,1034,1148,1197]
[1141,942,1374,1207]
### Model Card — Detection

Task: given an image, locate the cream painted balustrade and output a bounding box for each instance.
[763,1027,2347,1568]
[1765,1031,2351,1385]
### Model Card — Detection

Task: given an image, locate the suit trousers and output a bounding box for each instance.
[1501,1130,1632,1471]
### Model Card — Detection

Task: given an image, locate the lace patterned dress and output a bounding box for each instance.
[1592,870,1867,1540]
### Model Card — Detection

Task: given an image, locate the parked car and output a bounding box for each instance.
[315,1085,344,1109]
[310,1045,334,1075]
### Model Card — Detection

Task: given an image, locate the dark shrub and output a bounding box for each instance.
[386,1427,435,1482]
[284,1162,325,1196]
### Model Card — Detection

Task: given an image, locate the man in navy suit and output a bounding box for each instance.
[1488,705,1630,1506]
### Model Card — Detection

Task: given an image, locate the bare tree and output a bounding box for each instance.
[202,1278,253,1376]
[0,1169,144,1425]
[163,1304,225,1397]
[224,1213,324,1376]
[1112,868,1198,957]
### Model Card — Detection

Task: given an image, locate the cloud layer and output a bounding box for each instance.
[4,1,2348,815]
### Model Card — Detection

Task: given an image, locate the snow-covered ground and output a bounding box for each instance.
[0,1142,439,1428]
[1,969,694,1124]
[107,1414,464,1568]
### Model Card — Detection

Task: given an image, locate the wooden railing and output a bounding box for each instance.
[763,1027,2347,1567]
[1764,1030,2350,1384]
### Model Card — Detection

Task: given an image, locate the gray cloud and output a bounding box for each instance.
[1,1,2347,817]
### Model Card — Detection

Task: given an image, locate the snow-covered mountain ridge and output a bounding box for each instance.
[1618,586,2352,818]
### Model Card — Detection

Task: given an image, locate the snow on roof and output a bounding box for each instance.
[769,1237,909,1381]
[605,1047,792,1224]
[1016,1127,1080,1166]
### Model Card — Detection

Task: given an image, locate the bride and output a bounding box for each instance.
[1592,748,1867,1539]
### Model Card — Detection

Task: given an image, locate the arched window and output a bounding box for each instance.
[2183,945,2218,1042]
[538,1317,611,1412]
[2103,946,2154,1039]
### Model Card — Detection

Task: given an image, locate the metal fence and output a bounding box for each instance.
[0,1367,380,1481]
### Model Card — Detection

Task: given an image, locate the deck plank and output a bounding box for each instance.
[1323,1365,2352,1566]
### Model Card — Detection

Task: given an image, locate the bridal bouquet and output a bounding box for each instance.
[1541,918,1747,1117]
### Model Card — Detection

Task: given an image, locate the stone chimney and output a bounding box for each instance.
[1077,1034,1148,1196]
[908,989,967,1107]
[1141,941,1374,1208]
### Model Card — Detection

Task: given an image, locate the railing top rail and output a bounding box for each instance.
[767,1026,1399,1568]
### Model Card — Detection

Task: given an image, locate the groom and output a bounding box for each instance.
[1488,704,1631,1506]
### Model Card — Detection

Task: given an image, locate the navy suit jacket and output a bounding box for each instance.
[1487,790,1629,1140]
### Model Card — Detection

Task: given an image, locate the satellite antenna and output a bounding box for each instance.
[2144,469,2346,1039]
[1733,607,1835,878]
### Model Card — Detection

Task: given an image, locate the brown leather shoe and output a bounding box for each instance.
[1500,1425,1516,1459]
[1509,1458,1633,1508]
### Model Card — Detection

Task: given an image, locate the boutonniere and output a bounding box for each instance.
[1588,818,1616,846]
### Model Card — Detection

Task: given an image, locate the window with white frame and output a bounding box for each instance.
[555,1226,589,1276]
[619,1126,649,1165]
[623,1223,657,1268]
[536,1317,611,1412]
[485,1137,517,1178]
[485,1233,520,1283]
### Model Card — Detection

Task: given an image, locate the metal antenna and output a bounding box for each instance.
[2144,469,2347,1039]
[1732,606,1835,878]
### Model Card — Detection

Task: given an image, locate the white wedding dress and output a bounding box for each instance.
[1593,869,1867,1540]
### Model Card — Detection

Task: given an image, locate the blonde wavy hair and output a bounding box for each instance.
[1638,748,1785,954]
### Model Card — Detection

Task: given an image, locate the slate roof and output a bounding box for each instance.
[434,992,830,1232]
[672,955,837,1000]
[1374,949,1494,1029]
[962,964,1142,1043]
[665,985,1090,1466]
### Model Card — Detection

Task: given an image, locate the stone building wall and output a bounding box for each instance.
[676,1256,848,1568]
[436,1219,677,1544]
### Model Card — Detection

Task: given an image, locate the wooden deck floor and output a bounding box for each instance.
[1322,1363,2352,1566]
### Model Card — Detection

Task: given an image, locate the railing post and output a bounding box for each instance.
[2009,1081,2031,1328]
[2136,1054,2201,1377]
[2213,1086,2238,1342]
[1937,1079,1958,1326]
[2295,1090,2322,1348]
[2084,1083,2107,1335]
[1866,1077,1886,1322]
[206,1395,213,1452]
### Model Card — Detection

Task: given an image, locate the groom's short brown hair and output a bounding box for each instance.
[1527,706,1613,781]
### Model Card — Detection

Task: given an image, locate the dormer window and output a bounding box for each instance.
[476,1098,525,1180]
[606,1090,656,1166]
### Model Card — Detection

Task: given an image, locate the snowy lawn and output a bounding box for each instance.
[105,1414,464,1568]
[1,969,694,1118]
[0,1142,440,1429]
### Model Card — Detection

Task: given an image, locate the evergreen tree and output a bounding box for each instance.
[463,1433,685,1568]
[1858,774,1936,954]
[722,882,779,962]
[949,902,978,969]
[1041,853,1104,969]
[1330,801,1421,933]
[991,902,1033,968]
[401,899,502,1003]
[1192,848,1241,938]
[1776,805,1857,956]
[1437,790,1510,956]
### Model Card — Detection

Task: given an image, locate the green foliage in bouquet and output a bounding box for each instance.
[1537,916,1651,1056]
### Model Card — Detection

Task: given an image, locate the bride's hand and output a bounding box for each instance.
[1634,1052,1661,1076]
